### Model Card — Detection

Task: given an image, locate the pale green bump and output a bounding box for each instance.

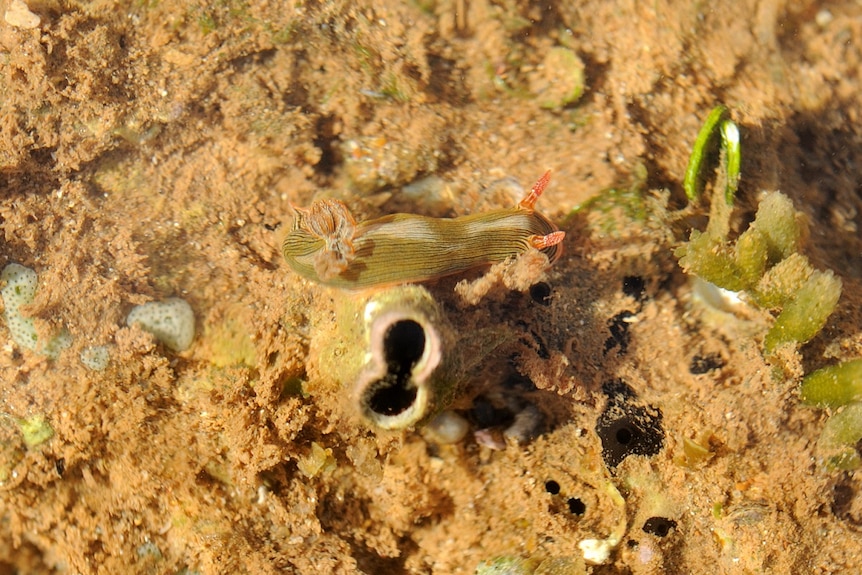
[734,227,767,290]
[534,47,585,109]
[18,414,53,449]
[763,270,842,352]
[1,263,39,352]
[81,345,111,371]
[475,557,537,575]
[816,402,862,470]
[752,192,801,263]
[801,359,862,409]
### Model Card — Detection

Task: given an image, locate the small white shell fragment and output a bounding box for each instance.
[579,481,626,564]
[424,410,469,444]
[4,0,40,29]
[502,404,543,444]
[690,276,746,313]
[579,538,614,565]
[127,297,195,352]
[474,428,506,451]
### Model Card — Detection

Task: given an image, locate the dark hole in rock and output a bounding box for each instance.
[469,396,514,429]
[616,426,633,445]
[545,480,561,495]
[368,378,418,416]
[604,310,636,355]
[689,352,725,374]
[384,319,425,369]
[642,516,677,537]
[567,497,586,515]
[622,275,646,301]
[367,320,425,416]
[832,480,855,521]
[530,282,552,305]
[596,381,664,468]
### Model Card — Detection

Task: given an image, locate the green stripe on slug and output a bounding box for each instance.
[282,172,565,289]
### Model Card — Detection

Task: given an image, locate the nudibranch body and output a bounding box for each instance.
[283,171,565,289]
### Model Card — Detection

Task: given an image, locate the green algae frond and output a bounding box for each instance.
[676,189,841,353]
[761,269,841,352]
[532,47,585,110]
[676,115,842,355]
[815,403,862,471]
[18,414,54,449]
[801,359,862,471]
[678,107,851,473]
[800,359,862,409]
[683,105,736,203]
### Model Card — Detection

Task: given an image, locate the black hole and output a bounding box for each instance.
[622,276,645,301]
[602,379,637,400]
[642,517,677,537]
[689,353,725,374]
[832,481,855,520]
[384,320,426,369]
[469,396,514,429]
[55,458,65,477]
[596,381,664,468]
[603,310,635,355]
[504,373,538,392]
[616,426,633,445]
[368,382,417,416]
[545,480,560,495]
[312,115,340,176]
[367,320,425,417]
[530,282,552,305]
[567,497,586,515]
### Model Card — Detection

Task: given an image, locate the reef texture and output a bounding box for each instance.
[1,0,862,573]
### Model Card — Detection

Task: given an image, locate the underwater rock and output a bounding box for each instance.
[80,345,112,371]
[127,297,195,352]
[1,263,72,359]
